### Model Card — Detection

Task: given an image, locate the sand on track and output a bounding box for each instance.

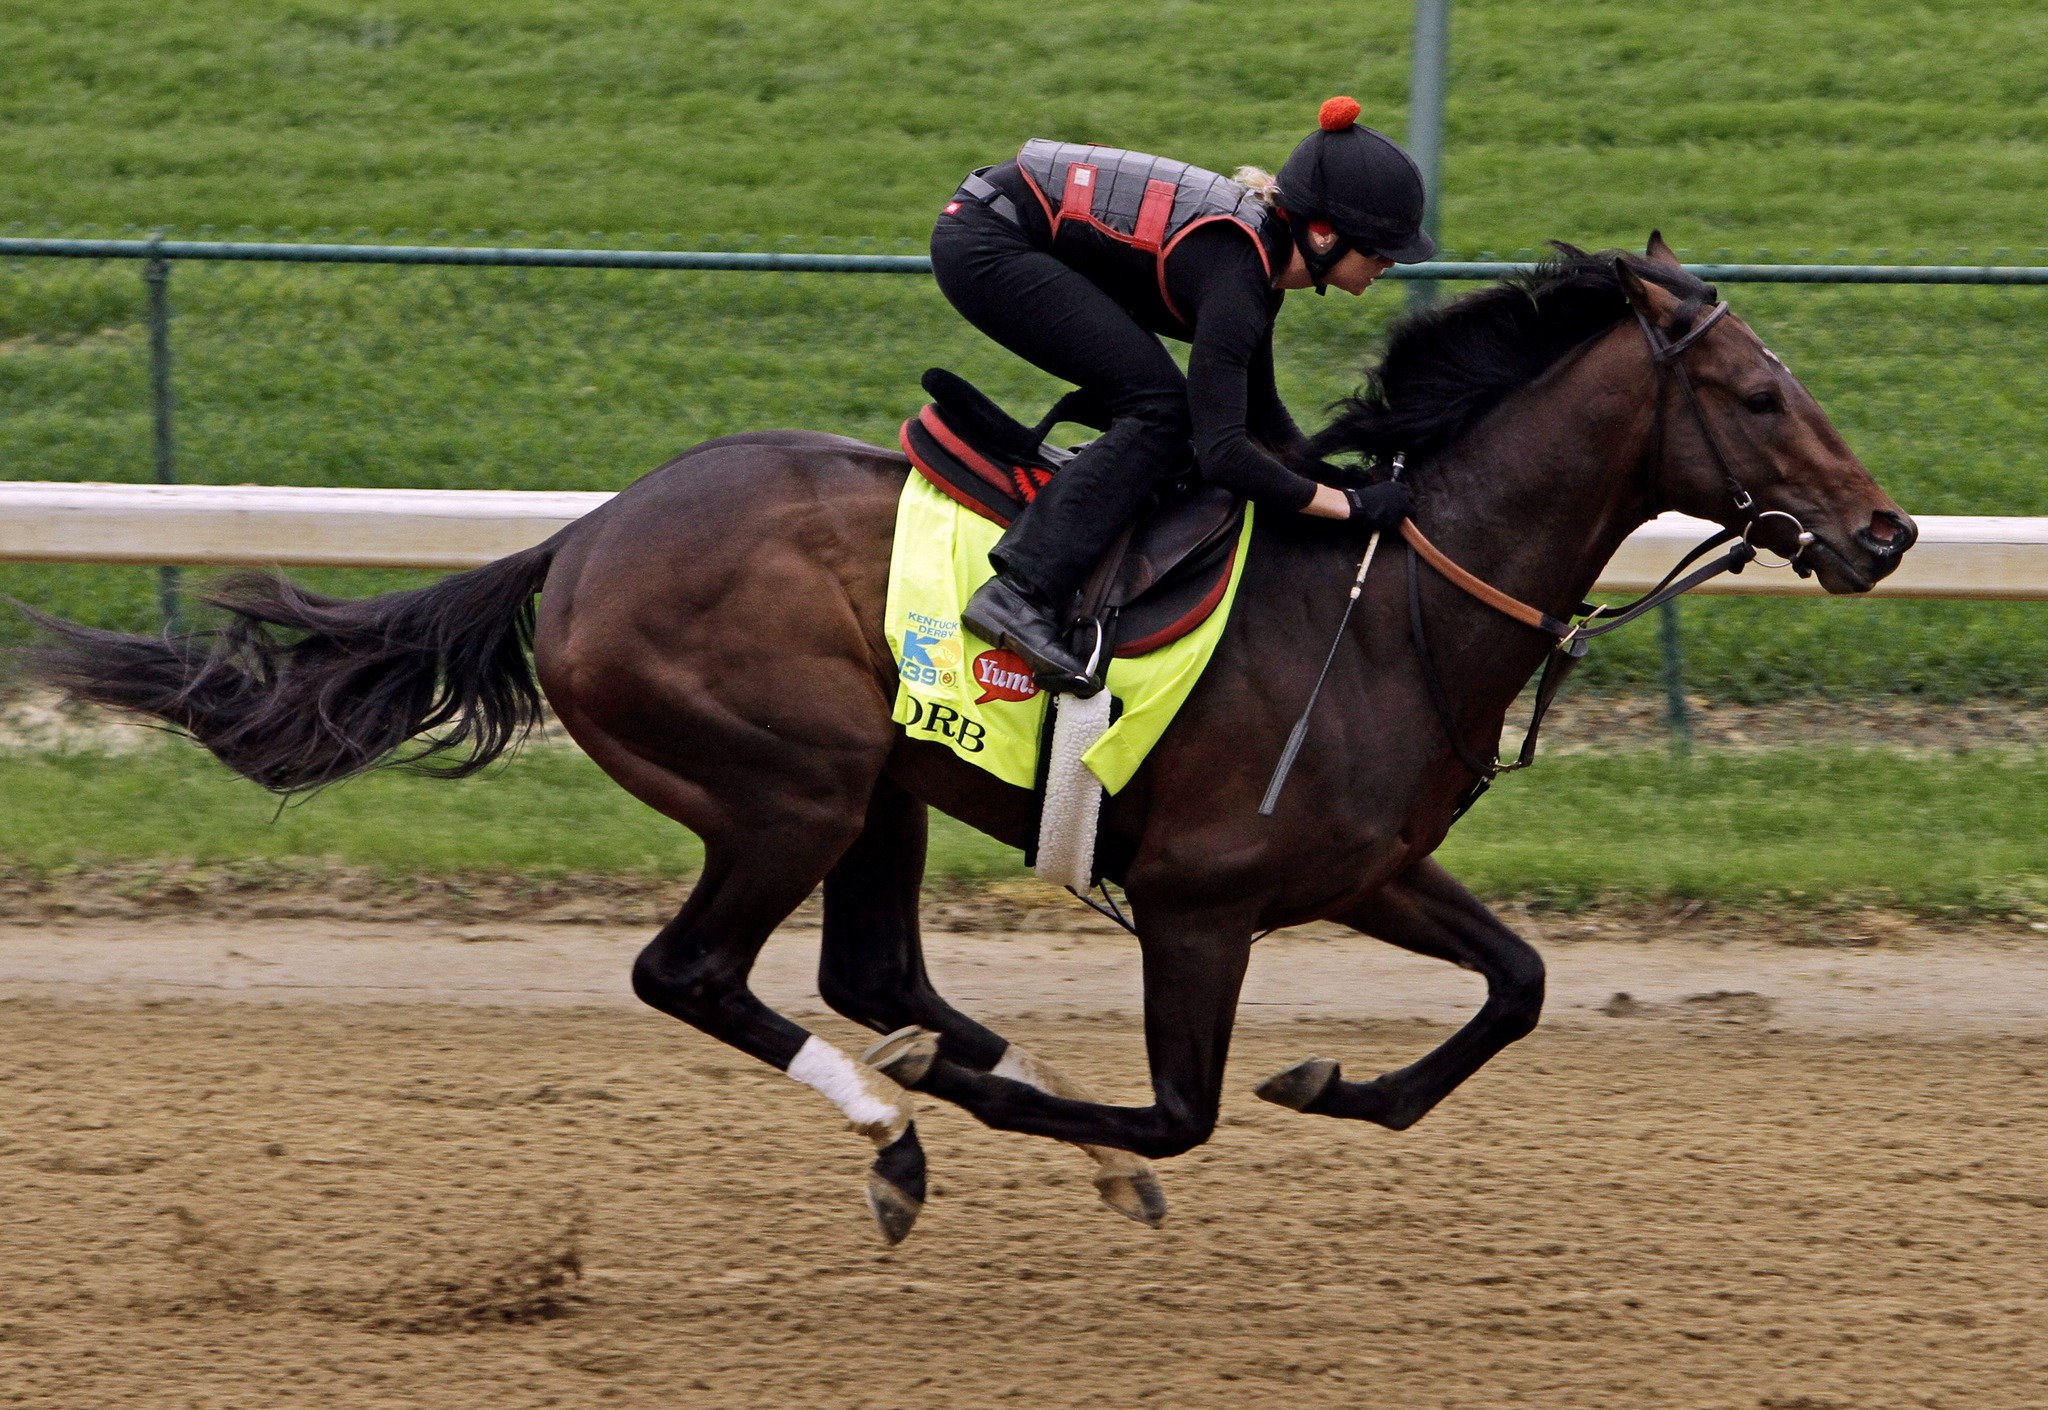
[5,913,2048,1409]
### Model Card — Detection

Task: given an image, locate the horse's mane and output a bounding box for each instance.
[1309,245,1714,464]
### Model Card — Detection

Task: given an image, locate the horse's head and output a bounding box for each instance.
[1616,233,1916,594]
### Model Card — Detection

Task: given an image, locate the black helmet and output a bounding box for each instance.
[1274,96,1436,292]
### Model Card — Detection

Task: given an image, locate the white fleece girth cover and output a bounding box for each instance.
[1035,688,1113,891]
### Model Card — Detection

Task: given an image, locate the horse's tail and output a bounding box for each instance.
[27,540,559,793]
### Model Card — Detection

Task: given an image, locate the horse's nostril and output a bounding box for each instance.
[1861,510,1916,558]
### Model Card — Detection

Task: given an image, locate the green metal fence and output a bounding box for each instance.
[10,235,2048,282]
[3,231,2045,708]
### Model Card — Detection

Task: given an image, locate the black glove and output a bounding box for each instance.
[1341,479,1415,530]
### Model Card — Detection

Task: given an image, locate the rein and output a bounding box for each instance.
[1260,287,1809,821]
[1404,515,1753,818]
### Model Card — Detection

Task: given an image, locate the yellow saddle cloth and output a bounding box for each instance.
[882,473,1254,793]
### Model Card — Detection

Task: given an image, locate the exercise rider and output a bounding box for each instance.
[934,97,1435,692]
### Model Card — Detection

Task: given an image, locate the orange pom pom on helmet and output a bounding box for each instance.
[1276,95,1437,289]
[1318,95,1362,132]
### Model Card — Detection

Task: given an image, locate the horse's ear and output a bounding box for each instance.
[1613,256,1659,321]
[1644,230,1682,268]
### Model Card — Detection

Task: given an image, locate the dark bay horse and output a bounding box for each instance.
[36,238,1915,1243]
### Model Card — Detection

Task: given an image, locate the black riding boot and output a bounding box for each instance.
[961,573,1100,695]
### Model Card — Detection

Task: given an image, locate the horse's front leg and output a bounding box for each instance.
[1255,857,1545,1130]
[883,904,1255,1161]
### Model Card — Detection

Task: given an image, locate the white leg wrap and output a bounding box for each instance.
[1034,689,1112,891]
[788,1035,913,1146]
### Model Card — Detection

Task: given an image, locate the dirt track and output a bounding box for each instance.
[6,914,2048,1408]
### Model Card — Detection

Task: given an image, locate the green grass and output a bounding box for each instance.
[0,744,1020,880]
[1436,746,2048,915]
[1,0,2045,697]
[3,742,2043,916]
[4,1,2042,246]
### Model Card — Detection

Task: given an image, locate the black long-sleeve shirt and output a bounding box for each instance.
[1168,225,1315,509]
[982,162,1319,511]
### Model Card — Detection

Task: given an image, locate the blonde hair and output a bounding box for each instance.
[1233,165,1281,206]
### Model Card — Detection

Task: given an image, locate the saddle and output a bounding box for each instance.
[899,369,1246,658]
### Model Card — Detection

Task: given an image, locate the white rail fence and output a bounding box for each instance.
[1,481,2046,600]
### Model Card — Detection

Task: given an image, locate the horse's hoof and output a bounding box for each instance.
[860,1025,939,1087]
[1094,1166,1168,1228]
[865,1126,927,1247]
[866,1171,923,1246]
[1255,1056,1341,1112]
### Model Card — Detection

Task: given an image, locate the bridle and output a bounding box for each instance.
[1634,292,1816,572]
[1408,288,1824,818]
[1258,283,1813,822]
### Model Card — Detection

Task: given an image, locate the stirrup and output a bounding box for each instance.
[1035,618,1108,698]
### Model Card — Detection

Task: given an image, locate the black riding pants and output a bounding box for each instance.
[929,197,1192,605]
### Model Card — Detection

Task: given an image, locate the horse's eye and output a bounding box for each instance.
[1744,389,1783,415]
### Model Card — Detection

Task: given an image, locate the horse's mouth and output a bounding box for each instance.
[1805,534,1876,594]
[1804,510,1916,595]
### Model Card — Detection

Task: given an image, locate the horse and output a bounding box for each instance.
[33,236,1916,1244]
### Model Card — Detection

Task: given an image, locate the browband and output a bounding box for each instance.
[1647,300,1730,362]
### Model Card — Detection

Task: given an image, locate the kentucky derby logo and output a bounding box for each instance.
[899,612,963,689]
[972,648,1039,704]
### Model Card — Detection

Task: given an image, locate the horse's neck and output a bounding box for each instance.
[1403,334,1656,715]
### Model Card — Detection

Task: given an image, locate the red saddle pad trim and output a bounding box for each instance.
[900,418,1010,527]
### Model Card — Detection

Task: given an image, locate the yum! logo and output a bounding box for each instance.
[972,649,1039,704]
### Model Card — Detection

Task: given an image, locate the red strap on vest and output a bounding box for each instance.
[1132,179,1176,250]
[1058,163,1098,221]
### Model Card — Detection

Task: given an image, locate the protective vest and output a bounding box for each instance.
[1014,139,1275,325]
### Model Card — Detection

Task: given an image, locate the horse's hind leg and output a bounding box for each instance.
[616,784,938,1244]
[815,777,1167,1226]
[1255,857,1545,1130]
